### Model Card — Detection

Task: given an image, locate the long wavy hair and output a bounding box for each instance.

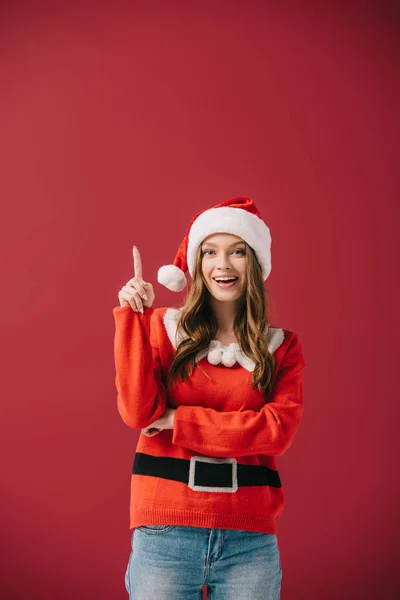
[166,241,276,396]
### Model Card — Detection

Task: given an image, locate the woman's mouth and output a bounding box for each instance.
[212,277,239,289]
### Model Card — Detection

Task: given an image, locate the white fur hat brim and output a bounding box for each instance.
[187,206,271,279]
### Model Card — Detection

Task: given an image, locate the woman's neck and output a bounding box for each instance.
[208,296,241,334]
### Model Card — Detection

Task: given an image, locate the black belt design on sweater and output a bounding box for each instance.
[132,452,281,493]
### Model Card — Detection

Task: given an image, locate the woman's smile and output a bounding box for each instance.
[212,277,239,289]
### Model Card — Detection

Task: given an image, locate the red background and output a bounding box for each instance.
[0,1,397,599]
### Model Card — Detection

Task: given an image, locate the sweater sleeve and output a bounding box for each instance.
[113,304,167,430]
[171,333,306,458]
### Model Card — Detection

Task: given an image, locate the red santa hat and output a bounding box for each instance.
[157,196,272,292]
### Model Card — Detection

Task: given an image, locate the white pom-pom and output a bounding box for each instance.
[221,351,236,367]
[157,265,187,292]
[207,348,222,365]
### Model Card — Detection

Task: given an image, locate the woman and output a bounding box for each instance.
[113,196,306,599]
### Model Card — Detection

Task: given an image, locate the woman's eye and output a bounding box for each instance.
[203,249,245,256]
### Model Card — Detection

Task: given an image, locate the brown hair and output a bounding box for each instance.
[166,242,276,396]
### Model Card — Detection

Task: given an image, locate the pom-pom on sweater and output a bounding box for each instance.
[113,304,306,534]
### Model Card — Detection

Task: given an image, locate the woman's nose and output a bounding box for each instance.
[217,255,232,269]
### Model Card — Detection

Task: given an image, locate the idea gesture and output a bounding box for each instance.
[118,246,155,312]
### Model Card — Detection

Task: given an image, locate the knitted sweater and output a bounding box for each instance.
[113,304,306,534]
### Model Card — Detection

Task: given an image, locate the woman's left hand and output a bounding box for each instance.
[141,407,176,437]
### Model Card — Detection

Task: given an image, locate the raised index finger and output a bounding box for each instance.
[132,246,143,280]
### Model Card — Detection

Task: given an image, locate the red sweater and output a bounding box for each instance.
[113,304,306,534]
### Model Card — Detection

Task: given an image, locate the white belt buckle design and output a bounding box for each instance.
[188,456,238,493]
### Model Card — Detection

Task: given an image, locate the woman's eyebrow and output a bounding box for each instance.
[202,241,245,248]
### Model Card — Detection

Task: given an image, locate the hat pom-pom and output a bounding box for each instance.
[157,265,187,292]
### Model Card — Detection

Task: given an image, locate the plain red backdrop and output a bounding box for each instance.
[0,1,397,599]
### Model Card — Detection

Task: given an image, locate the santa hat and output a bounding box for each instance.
[157,196,272,292]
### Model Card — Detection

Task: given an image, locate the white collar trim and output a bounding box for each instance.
[163,308,285,372]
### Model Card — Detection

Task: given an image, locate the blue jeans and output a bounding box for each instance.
[125,525,282,599]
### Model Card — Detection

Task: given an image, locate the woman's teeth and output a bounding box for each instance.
[213,277,238,288]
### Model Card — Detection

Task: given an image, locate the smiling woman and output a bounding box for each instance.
[114,196,306,600]
[165,201,277,394]
[201,233,247,298]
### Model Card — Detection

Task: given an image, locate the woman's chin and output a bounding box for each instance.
[208,286,244,302]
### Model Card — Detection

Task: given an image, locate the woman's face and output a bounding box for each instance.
[201,233,248,301]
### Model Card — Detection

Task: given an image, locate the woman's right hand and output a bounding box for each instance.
[118,246,155,312]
